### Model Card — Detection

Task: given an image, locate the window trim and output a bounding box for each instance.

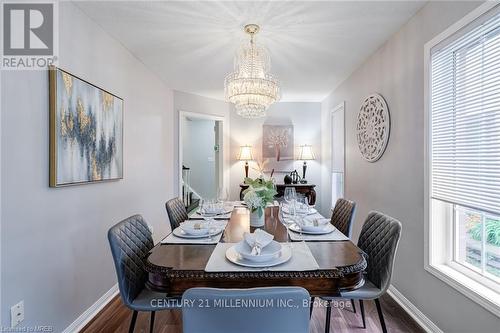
[424,1,500,318]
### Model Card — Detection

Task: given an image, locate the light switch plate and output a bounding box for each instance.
[11,300,24,327]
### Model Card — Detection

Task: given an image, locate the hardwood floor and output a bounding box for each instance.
[81,293,425,333]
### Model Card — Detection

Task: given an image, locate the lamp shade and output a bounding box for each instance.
[238,145,254,161]
[298,145,315,160]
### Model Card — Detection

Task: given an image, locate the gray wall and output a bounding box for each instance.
[1,2,174,331]
[321,1,499,332]
[182,118,216,199]
[229,102,322,210]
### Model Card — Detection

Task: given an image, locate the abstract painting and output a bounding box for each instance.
[262,124,294,161]
[49,67,123,187]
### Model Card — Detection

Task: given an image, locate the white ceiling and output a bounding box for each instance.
[75,1,426,102]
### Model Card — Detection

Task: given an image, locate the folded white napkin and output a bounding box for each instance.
[298,216,330,227]
[243,229,274,256]
[180,220,206,231]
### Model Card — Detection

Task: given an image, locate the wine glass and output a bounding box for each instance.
[296,196,309,240]
[284,187,296,204]
[217,187,229,203]
[199,199,216,241]
[217,187,230,215]
[278,202,292,248]
[270,178,277,219]
[297,195,310,214]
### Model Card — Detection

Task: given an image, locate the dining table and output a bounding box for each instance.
[145,206,367,297]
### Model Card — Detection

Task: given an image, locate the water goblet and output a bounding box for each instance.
[284,187,296,204]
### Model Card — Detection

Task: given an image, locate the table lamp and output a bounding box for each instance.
[298,145,315,184]
[237,145,253,178]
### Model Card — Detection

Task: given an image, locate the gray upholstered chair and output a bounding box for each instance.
[182,287,311,333]
[322,211,402,333]
[165,197,188,230]
[108,214,181,333]
[310,198,357,317]
[330,198,356,238]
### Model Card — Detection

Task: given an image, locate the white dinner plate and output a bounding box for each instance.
[225,244,292,268]
[172,227,223,239]
[289,223,335,235]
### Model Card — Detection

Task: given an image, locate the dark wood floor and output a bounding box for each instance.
[82,293,425,333]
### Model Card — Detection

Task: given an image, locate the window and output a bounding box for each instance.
[426,3,500,316]
[454,205,500,286]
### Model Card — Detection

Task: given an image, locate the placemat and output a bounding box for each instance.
[205,242,319,272]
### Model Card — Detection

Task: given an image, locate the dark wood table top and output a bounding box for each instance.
[146,207,367,296]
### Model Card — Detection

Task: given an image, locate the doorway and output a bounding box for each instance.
[179,111,225,211]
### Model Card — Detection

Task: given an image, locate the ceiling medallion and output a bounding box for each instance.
[224,24,280,118]
[356,93,390,162]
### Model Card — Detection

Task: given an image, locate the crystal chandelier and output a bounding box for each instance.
[224,24,280,118]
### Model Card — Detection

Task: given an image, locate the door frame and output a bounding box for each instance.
[330,102,345,207]
[178,110,228,199]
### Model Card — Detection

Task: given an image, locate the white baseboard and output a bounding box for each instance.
[62,284,119,333]
[387,285,443,333]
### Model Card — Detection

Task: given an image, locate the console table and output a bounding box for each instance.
[239,183,316,205]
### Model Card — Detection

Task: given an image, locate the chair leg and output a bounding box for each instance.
[359,300,366,329]
[350,299,356,313]
[129,310,138,333]
[374,298,387,333]
[150,311,156,333]
[325,300,332,333]
[310,297,315,318]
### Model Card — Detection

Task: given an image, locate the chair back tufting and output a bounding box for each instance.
[165,197,188,230]
[330,198,356,238]
[107,214,153,308]
[357,211,402,293]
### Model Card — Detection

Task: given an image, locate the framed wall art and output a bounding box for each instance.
[262,124,294,162]
[49,66,123,187]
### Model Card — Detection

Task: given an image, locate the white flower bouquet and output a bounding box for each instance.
[242,177,277,226]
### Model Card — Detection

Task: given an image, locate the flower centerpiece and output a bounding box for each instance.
[242,177,277,227]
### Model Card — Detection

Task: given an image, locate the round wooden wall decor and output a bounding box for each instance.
[356,93,390,162]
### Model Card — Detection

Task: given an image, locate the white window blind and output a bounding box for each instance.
[431,7,500,216]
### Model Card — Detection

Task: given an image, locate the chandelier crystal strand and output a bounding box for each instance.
[224,24,280,118]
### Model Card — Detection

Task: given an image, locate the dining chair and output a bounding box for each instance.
[330,198,356,238]
[322,211,402,333]
[165,197,189,230]
[310,198,357,317]
[108,214,181,333]
[182,287,311,333]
